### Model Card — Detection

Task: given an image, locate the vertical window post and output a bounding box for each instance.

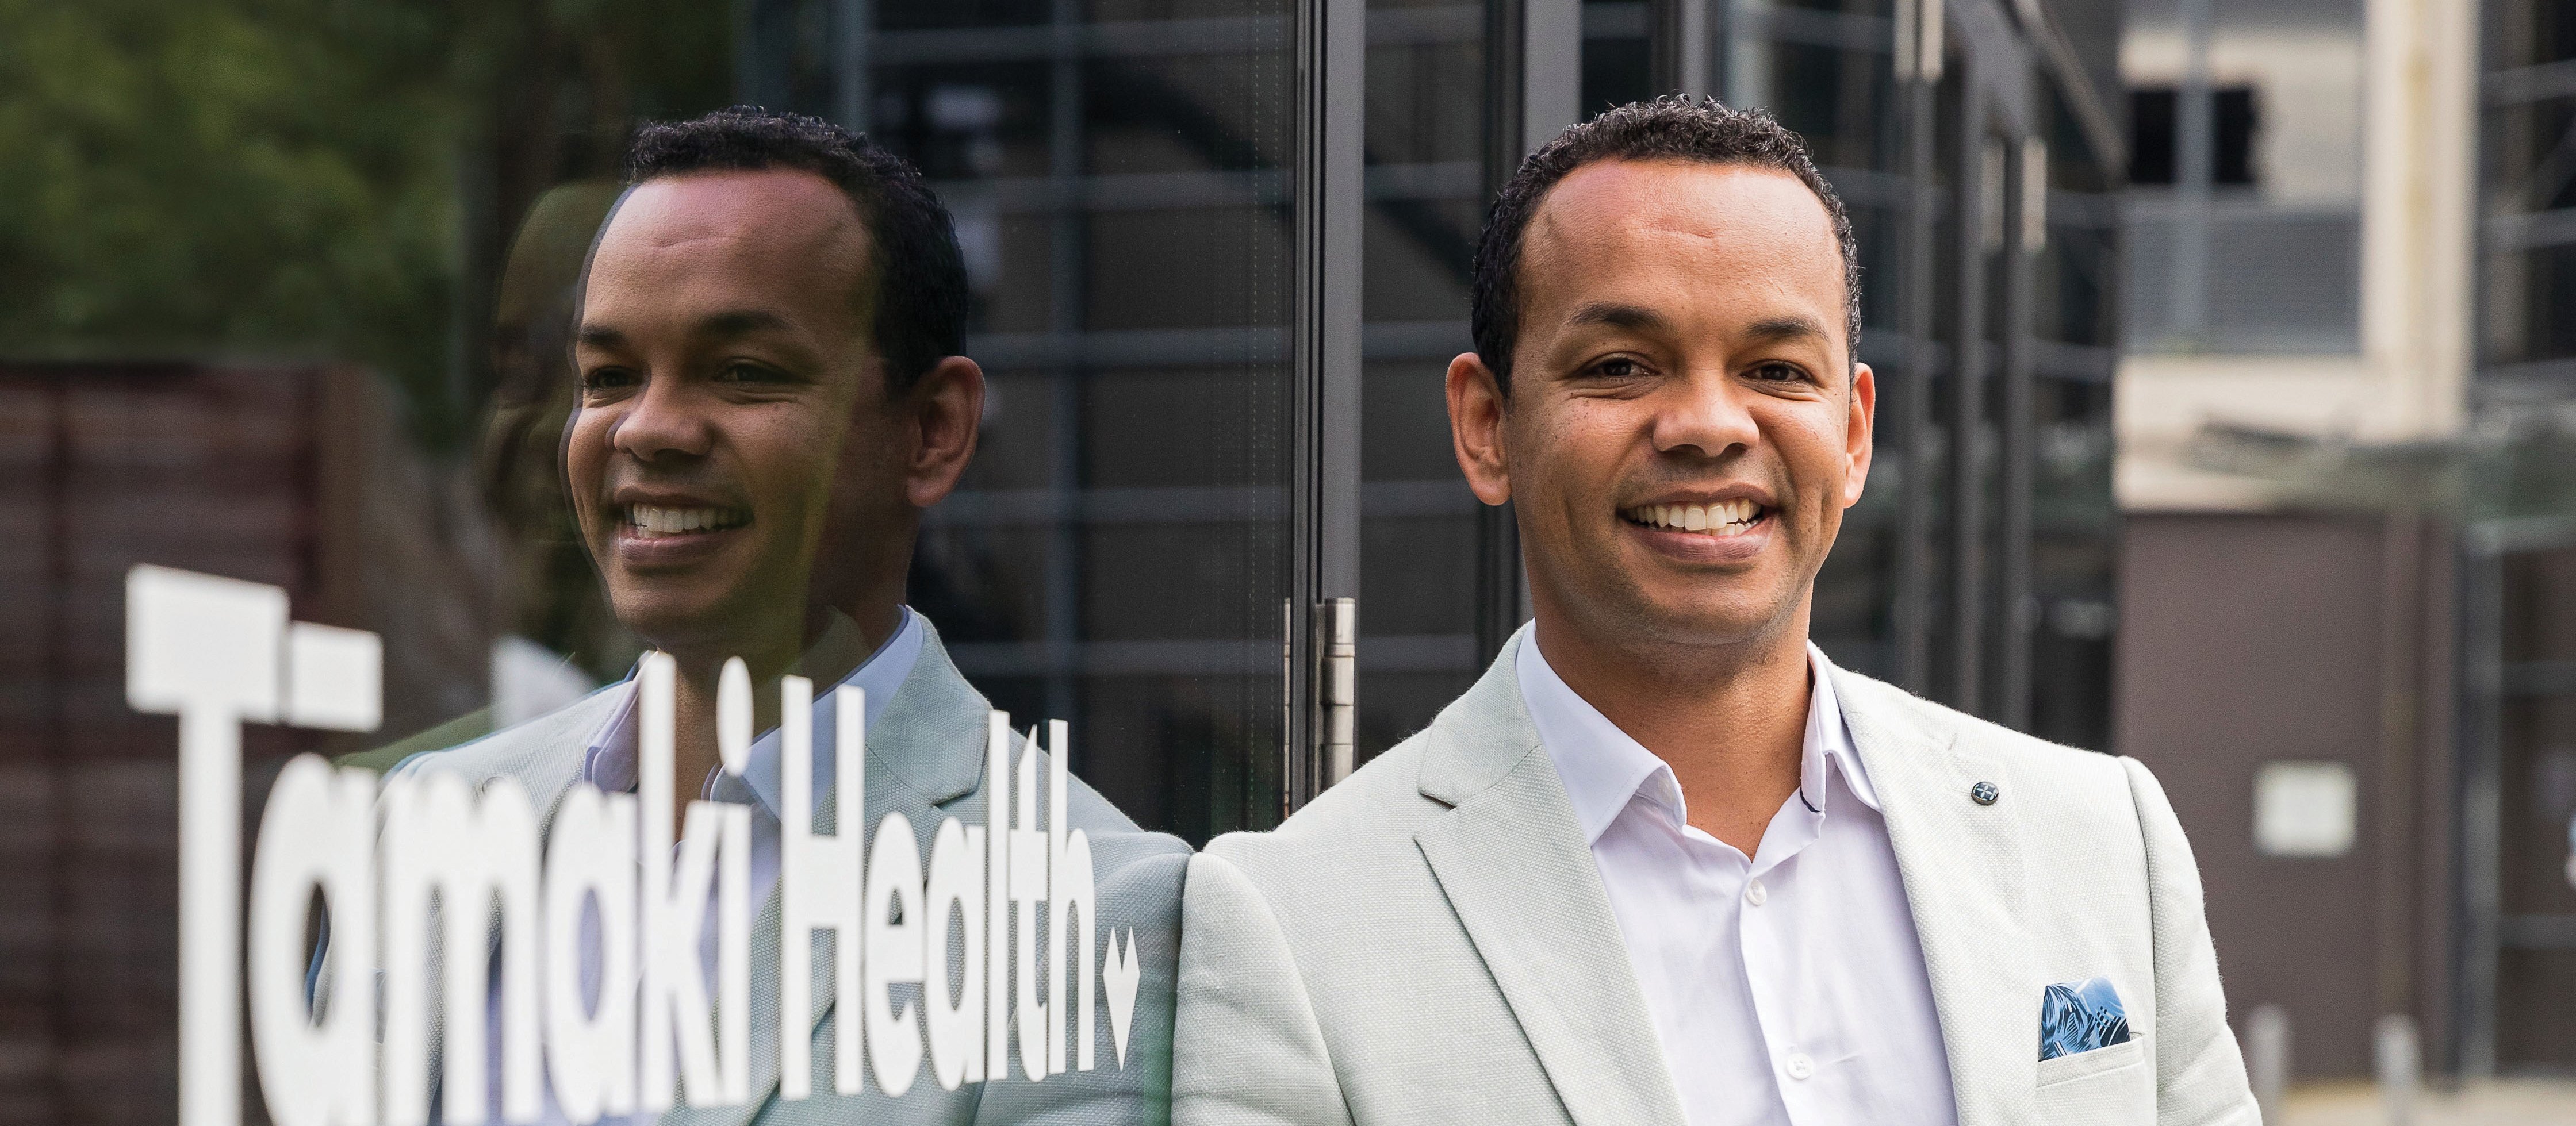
[2000,134,2043,729]
[1288,0,1364,808]
[1895,0,1943,697]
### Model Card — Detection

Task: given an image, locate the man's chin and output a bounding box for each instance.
[1618,582,1804,650]
[608,589,783,659]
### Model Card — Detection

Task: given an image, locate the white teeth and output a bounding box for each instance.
[625,504,742,538]
[1626,501,1765,536]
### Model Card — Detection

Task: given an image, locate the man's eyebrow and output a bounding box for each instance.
[576,310,795,351]
[696,309,794,337]
[1742,315,1829,345]
[1565,302,1669,332]
[1563,306,1831,348]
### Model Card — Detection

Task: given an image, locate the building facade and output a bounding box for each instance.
[730,0,2126,840]
[0,2,2123,1120]
[2114,0,2576,1079]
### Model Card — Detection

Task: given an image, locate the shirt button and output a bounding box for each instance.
[1785,1052,1814,1081]
[1745,878,1768,906]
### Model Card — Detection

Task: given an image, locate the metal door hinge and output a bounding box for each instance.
[1318,596,1356,787]
[1283,596,1359,814]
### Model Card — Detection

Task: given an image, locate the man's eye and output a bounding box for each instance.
[1749,362,1808,383]
[1594,357,1644,379]
[581,367,638,393]
[716,361,784,383]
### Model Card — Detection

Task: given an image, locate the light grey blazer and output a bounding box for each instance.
[1174,629,2257,1126]
[390,618,1191,1126]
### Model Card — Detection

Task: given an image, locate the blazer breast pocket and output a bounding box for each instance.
[2035,1037,2151,1123]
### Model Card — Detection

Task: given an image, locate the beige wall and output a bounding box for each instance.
[2116,0,2477,513]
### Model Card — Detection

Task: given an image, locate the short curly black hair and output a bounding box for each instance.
[620,106,967,395]
[1471,97,1861,391]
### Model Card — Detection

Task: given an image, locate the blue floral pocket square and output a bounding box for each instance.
[2039,977,2132,1061]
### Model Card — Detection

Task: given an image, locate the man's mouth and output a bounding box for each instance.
[621,504,752,539]
[1621,499,1767,538]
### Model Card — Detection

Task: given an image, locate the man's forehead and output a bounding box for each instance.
[598,168,869,263]
[1527,159,1836,266]
[582,168,875,339]
[1518,160,1846,344]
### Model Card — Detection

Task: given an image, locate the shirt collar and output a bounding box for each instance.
[1799,643,1879,813]
[580,605,926,817]
[1519,629,1877,847]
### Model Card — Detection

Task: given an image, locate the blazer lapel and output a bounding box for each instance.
[1829,663,2038,1126]
[692,621,994,1126]
[1412,635,1686,1126]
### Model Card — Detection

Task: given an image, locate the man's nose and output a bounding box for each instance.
[1650,369,1760,460]
[611,374,715,462]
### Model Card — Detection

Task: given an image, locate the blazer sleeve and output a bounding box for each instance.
[971,831,1191,1126]
[2122,756,2260,1126]
[1172,851,1354,1126]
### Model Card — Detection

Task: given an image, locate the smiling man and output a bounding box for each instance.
[1174,99,2256,1125]
[561,127,969,829]
[383,108,1187,1125]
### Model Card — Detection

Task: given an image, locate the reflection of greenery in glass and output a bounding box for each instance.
[0,0,730,447]
[2179,408,2576,527]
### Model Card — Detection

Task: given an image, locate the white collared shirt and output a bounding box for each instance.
[578,604,926,878]
[1519,630,1957,1126]
[500,607,924,1126]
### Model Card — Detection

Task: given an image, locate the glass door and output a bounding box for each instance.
[1657,0,2122,741]
[743,0,1332,839]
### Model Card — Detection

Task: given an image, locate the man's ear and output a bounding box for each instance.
[1842,361,1876,510]
[1447,351,1512,506]
[906,355,984,509]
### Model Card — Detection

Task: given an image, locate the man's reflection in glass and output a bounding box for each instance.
[379,108,1187,1125]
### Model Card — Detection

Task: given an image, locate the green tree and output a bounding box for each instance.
[0,0,733,446]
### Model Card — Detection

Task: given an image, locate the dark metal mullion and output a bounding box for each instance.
[1470,0,1578,664]
[1650,0,1711,98]
[834,0,873,130]
[1894,0,1939,696]
[1045,0,1087,734]
[1524,0,1581,152]
[739,0,796,110]
[1999,130,2037,731]
[1475,0,1525,666]
[2460,41,2540,1071]
[2453,534,2504,1077]
[1949,97,1989,716]
[1287,0,1365,810]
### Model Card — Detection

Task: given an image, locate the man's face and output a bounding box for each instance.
[569,169,902,656]
[1484,159,1874,652]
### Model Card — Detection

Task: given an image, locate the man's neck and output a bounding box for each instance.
[1533,606,1813,856]
[660,601,898,824]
